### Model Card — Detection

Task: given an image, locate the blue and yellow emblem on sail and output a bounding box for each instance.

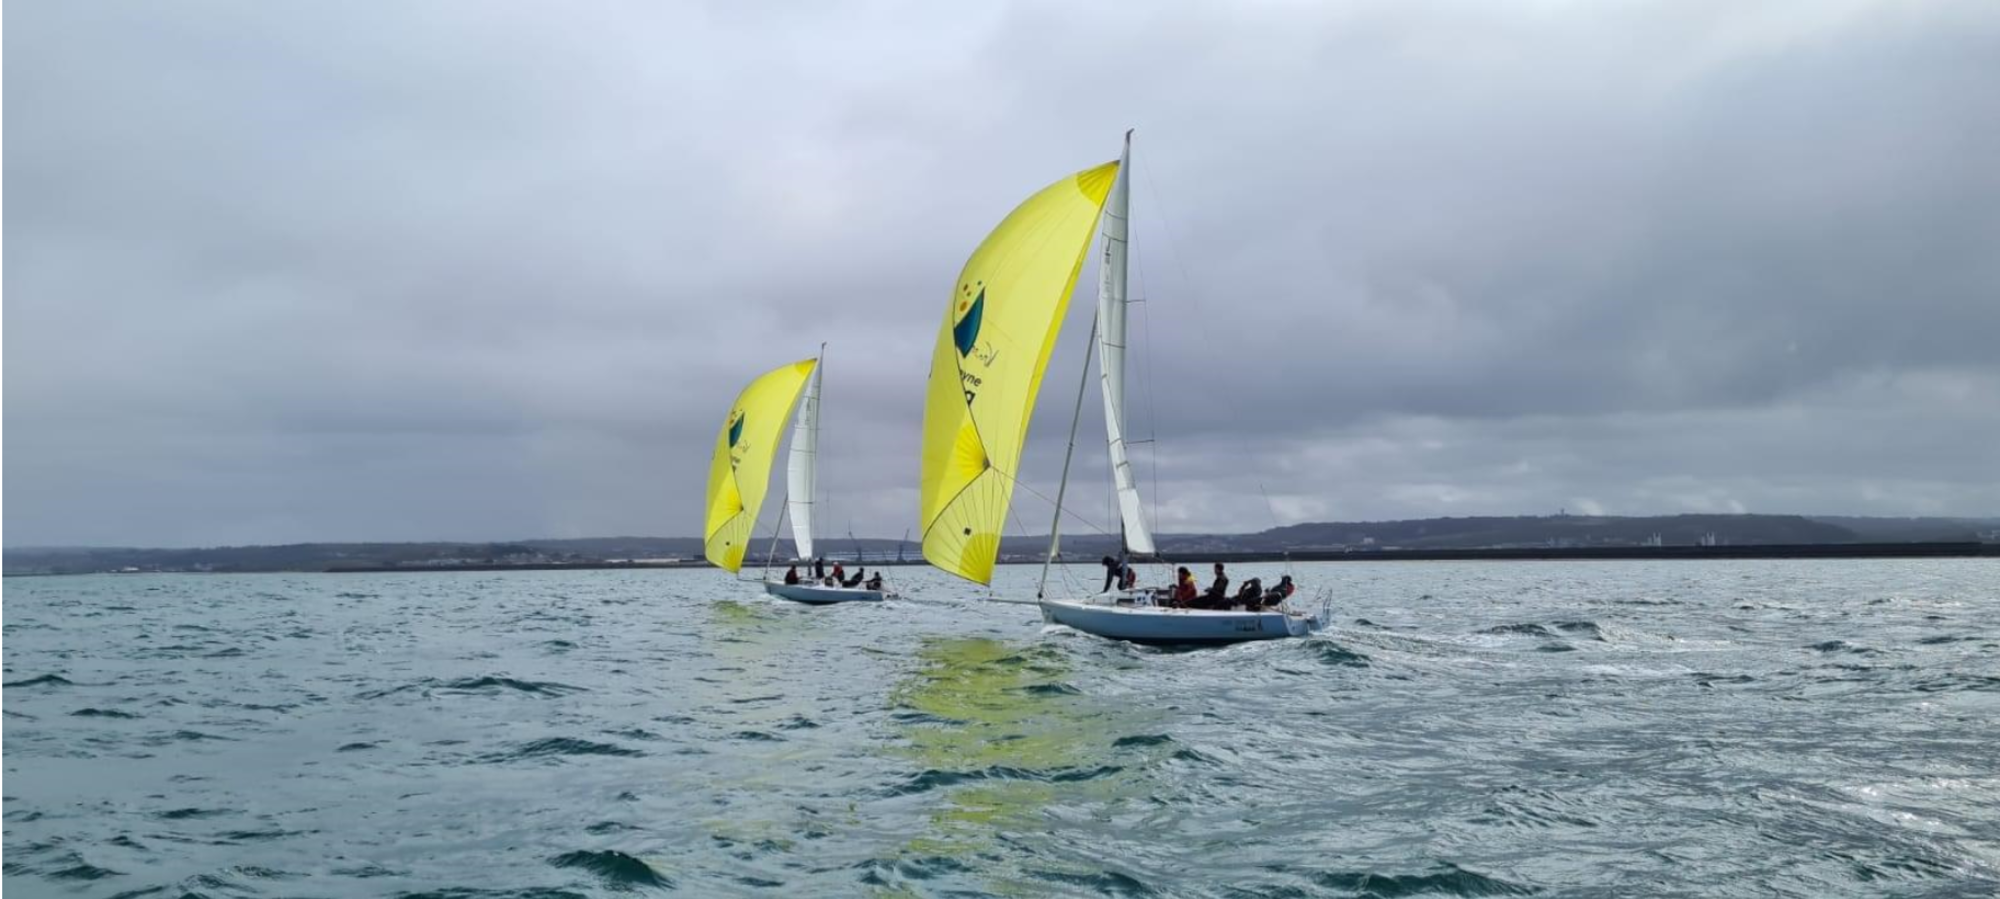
[953,284,985,358]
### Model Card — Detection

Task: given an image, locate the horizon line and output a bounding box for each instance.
[9,511,1999,553]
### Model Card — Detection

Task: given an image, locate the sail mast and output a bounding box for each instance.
[1096,130,1155,556]
[785,344,824,561]
[1038,313,1100,600]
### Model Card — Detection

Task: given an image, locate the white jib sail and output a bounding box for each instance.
[785,354,822,560]
[1095,132,1155,555]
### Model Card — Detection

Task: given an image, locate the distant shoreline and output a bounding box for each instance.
[1171,541,1999,563]
[311,541,1994,572]
[282,543,2000,571]
[329,541,1990,573]
[12,514,1996,576]
[4,541,1990,578]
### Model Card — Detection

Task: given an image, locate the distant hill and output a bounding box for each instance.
[1255,513,1854,550]
[1003,513,1897,556]
[1805,516,1998,543]
[6,514,1993,575]
[0,536,920,575]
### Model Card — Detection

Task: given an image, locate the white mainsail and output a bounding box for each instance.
[1095,131,1156,555]
[784,351,823,560]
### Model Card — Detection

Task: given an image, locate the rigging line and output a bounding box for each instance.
[994,466,1119,542]
[1257,481,1294,579]
[1138,153,1206,320]
[999,502,1048,602]
[728,504,775,582]
[1015,499,1092,597]
[761,486,790,581]
[1005,503,1036,559]
[1040,310,1102,600]
[1256,481,1284,532]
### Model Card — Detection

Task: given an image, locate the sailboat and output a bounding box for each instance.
[917,132,1324,645]
[702,350,889,603]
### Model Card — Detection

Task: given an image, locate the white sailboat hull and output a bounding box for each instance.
[1039,594,1322,646]
[763,581,887,604]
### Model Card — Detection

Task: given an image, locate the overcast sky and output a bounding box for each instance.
[7,0,1998,547]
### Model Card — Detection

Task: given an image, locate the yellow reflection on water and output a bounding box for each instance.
[688,596,828,854]
[884,636,1166,893]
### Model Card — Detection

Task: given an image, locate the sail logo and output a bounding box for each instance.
[953,284,985,357]
[726,411,748,467]
[954,282,999,406]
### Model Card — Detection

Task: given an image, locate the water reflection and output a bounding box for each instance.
[882,636,1167,893]
[675,596,830,882]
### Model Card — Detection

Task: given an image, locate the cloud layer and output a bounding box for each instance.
[7,1,1997,546]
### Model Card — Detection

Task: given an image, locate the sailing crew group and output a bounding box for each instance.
[780,558,888,593]
[1111,559,1297,611]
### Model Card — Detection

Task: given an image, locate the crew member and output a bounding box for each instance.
[1201,562,1230,607]
[1172,567,1198,607]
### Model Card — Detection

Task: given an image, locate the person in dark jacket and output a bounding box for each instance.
[1199,562,1230,607]
[842,567,866,588]
[1100,556,1135,593]
[783,565,801,585]
[1260,575,1296,607]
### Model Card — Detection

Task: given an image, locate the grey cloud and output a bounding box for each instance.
[6,1,1997,546]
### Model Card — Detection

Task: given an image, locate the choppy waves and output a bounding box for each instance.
[4,561,1997,896]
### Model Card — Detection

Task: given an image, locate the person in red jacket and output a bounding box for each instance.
[1171,567,1198,607]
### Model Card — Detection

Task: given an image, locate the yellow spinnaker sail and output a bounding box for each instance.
[919,160,1119,584]
[705,358,818,572]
